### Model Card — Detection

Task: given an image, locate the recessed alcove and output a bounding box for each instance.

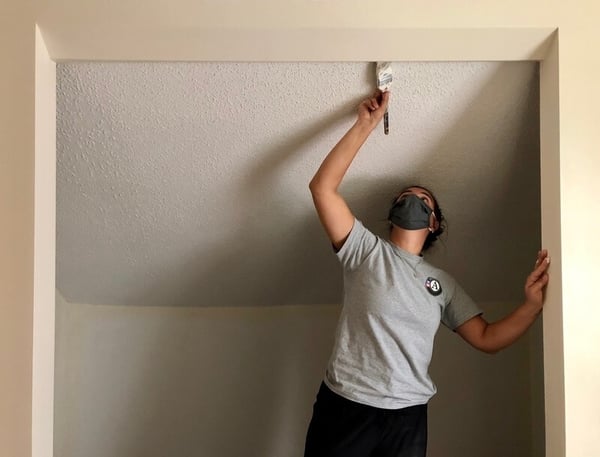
[53,60,544,457]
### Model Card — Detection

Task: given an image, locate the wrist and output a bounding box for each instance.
[522,300,543,316]
[354,118,377,133]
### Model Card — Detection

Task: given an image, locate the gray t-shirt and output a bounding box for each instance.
[324,219,482,409]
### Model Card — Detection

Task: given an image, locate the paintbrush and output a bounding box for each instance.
[376,62,393,135]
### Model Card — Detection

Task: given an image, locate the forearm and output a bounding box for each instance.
[480,302,541,353]
[309,119,374,194]
[458,251,549,354]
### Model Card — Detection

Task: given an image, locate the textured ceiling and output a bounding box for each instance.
[56,61,540,307]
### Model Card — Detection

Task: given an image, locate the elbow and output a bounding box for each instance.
[476,323,501,354]
[476,337,505,355]
[309,177,327,198]
[473,332,501,355]
[480,346,500,355]
[468,339,500,354]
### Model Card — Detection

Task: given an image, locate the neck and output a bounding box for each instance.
[389,226,428,256]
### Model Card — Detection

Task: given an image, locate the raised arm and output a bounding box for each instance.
[456,249,550,354]
[309,91,390,250]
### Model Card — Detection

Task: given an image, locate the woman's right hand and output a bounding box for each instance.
[357,90,390,130]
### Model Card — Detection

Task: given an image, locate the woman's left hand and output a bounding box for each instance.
[524,249,551,311]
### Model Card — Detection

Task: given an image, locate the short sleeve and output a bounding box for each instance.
[335,218,379,271]
[441,280,483,330]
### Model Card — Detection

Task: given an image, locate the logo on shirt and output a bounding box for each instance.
[425,277,442,296]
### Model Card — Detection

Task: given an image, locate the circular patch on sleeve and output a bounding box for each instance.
[425,277,442,296]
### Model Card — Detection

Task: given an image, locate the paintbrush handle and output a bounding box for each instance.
[384,110,389,135]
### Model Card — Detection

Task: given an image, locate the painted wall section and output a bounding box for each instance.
[54,299,541,457]
[55,61,540,309]
[0,2,34,457]
[33,25,56,457]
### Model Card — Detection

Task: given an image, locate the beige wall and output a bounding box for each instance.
[557,27,600,457]
[54,299,542,457]
[1,2,35,457]
[539,32,565,457]
[3,2,600,457]
[33,25,56,457]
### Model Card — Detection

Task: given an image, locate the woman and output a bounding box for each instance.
[304,90,550,457]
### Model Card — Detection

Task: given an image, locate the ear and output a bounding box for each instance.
[429,212,440,233]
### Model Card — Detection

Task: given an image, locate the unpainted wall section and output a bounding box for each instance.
[54,298,542,457]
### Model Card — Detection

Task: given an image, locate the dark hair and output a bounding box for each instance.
[388,184,446,252]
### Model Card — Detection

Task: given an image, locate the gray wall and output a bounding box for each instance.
[56,61,541,309]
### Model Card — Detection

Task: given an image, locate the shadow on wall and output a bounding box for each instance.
[372,61,542,303]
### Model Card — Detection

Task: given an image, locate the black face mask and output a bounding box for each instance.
[388,194,433,230]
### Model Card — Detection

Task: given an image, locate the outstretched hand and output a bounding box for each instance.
[357,90,390,130]
[524,249,550,311]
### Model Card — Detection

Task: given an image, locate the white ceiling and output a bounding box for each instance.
[56,61,540,307]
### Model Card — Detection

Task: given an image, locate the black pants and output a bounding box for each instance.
[304,382,428,457]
